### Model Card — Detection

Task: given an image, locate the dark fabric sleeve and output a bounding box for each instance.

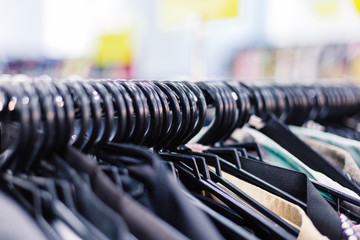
[65,146,189,240]
[128,163,225,240]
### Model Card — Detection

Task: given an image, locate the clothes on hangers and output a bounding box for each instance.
[230,127,360,200]
[299,136,360,182]
[290,125,360,168]
[251,114,360,196]
[1,78,360,240]
[63,145,223,240]
[207,168,328,240]
[210,148,344,239]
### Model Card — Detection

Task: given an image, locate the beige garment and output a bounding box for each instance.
[301,136,360,182]
[218,170,328,240]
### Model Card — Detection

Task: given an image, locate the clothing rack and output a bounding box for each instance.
[1,76,360,240]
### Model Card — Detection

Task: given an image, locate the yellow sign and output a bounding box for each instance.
[354,0,360,14]
[161,0,238,27]
[95,31,132,67]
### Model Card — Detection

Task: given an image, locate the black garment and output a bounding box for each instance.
[64,146,189,240]
[94,143,225,240]
[101,165,153,211]
[54,157,131,240]
[231,155,342,240]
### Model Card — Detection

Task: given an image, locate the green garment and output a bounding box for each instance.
[290,126,360,168]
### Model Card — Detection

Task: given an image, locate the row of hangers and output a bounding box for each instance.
[1,76,360,239]
[1,77,360,171]
[244,83,360,125]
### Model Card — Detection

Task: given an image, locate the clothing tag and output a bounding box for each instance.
[248,115,265,129]
[185,143,210,152]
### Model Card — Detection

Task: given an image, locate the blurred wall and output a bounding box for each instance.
[0,0,359,81]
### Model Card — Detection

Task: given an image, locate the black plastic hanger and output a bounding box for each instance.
[212,82,233,144]
[53,81,75,150]
[33,80,56,157]
[196,82,225,146]
[150,82,172,147]
[64,81,91,148]
[178,149,300,235]
[45,81,68,153]
[89,81,115,145]
[226,82,251,129]
[102,80,127,143]
[293,86,311,125]
[112,81,135,142]
[214,83,232,142]
[22,80,63,173]
[220,142,264,162]
[0,83,32,172]
[221,83,242,142]
[241,83,266,119]
[277,85,296,124]
[282,87,300,125]
[130,81,151,145]
[313,85,329,122]
[177,82,199,146]
[120,81,146,144]
[188,191,261,240]
[300,85,319,122]
[79,81,102,152]
[135,81,162,146]
[159,152,297,240]
[181,81,207,145]
[214,82,238,144]
[12,81,42,173]
[152,81,182,151]
[205,147,307,209]
[17,79,39,168]
[205,82,230,145]
[163,81,192,150]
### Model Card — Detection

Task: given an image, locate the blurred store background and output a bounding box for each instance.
[0,0,360,83]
